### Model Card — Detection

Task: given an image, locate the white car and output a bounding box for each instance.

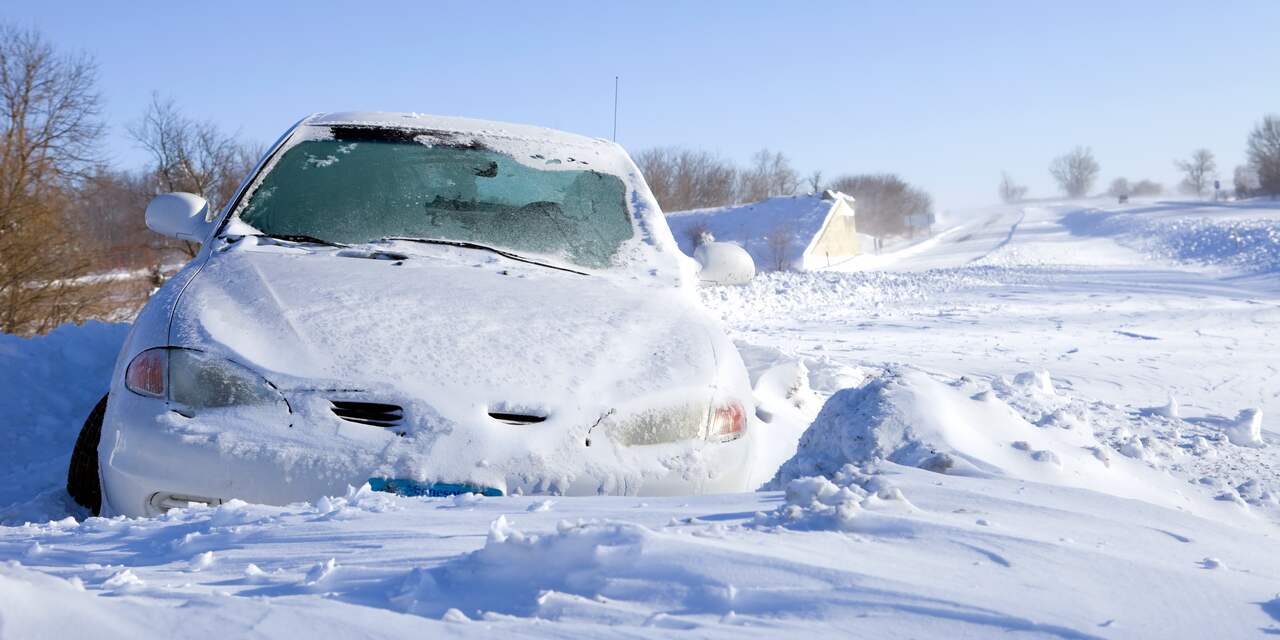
[66,112,758,518]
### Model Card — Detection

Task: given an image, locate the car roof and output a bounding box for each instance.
[301,111,611,150]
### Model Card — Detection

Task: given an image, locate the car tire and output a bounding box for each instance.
[67,394,108,516]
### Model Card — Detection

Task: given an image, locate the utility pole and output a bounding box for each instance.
[612,76,619,142]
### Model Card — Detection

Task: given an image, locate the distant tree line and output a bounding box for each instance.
[1005,116,1280,202]
[636,147,934,238]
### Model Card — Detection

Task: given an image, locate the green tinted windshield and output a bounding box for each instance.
[236,130,634,268]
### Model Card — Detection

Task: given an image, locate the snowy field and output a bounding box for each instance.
[2,199,1280,638]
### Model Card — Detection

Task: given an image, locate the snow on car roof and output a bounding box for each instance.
[303,111,611,150]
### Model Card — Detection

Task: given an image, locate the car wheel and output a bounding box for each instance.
[67,394,108,516]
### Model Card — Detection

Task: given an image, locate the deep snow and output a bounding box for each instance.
[665,191,860,270]
[2,199,1280,638]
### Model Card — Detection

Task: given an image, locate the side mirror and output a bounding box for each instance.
[145,192,212,243]
[693,241,755,285]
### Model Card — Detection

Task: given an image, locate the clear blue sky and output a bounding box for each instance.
[9,0,1280,209]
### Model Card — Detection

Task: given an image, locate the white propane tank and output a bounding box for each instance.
[693,242,756,285]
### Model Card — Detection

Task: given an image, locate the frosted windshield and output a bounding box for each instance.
[236,132,634,269]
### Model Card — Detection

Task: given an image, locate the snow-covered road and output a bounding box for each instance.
[717,200,1280,426]
[2,199,1279,638]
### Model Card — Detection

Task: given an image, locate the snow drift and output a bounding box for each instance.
[1062,204,1280,275]
[0,322,128,524]
[770,367,1274,523]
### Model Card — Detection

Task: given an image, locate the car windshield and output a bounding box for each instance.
[234,128,635,269]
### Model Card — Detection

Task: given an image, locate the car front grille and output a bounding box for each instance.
[330,400,404,428]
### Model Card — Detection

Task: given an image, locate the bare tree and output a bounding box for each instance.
[1174,149,1217,197]
[1233,165,1259,199]
[1048,147,1100,198]
[684,220,712,248]
[638,147,802,211]
[1106,177,1131,198]
[806,170,824,194]
[829,173,933,238]
[0,24,107,335]
[129,93,259,255]
[738,149,799,203]
[765,224,794,271]
[1247,115,1280,198]
[635,147,737,213]
[998,171,1028,203]
[71,167,159,269]
[1130,179,1163,197]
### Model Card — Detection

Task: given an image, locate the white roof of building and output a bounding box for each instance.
[665,191,854,269]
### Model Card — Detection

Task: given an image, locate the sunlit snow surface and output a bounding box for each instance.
[3,199,1280,637]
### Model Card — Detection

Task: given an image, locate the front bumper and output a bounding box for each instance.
[99,391,386,516]
[98,391,755,518]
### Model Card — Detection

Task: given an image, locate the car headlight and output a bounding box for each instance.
[607,401,708,446]
[604,398,746,446]
[125,347,287,413]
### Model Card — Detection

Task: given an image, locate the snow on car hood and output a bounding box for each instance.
[166,237,744,494]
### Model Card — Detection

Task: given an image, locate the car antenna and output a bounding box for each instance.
[612,75,619,142]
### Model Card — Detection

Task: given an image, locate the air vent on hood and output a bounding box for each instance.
[331,401,403,428]
[488,411,546,426]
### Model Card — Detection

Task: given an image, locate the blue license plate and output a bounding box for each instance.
[367,477,503,497]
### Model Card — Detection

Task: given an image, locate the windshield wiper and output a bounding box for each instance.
[375,237,588,276]
[250,233,349,248]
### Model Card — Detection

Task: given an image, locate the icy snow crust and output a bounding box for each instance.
[4,199,1280,637]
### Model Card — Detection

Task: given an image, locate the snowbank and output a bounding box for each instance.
[770,367,1276,522]
[0,322,128,524]
[1062,205,1280,275]
[754,463,916,532]
[735,341,867,487]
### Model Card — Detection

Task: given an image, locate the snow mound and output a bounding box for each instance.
[0,322,129,524]
[769,368,1078,484]
[1063,206,1280,275]
[392,517,657,619]
[770,367,1277,520]
[1223,409,1264,447]
[753,464,916,532]
[735,341,867,485]
[390,515,837,624]
[313,483,400,517]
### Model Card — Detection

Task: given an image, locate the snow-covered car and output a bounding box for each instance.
[66,112,758,518]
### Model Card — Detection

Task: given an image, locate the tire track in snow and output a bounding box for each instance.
[968,208,1028,264]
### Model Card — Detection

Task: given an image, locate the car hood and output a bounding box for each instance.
[172,239,719,402]
[162,238,750,496]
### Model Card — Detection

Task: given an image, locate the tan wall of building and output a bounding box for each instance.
[805,200,859,267]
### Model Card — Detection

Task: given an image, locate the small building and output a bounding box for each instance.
[665,191,862,271]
